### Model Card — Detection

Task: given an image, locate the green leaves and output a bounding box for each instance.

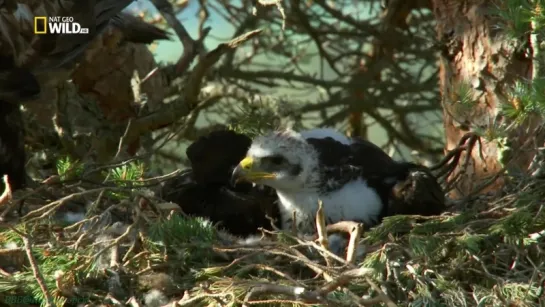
[492,0,534,39]
[147,214,217,268]
[56,156,84,181]
[148,214,216,246]
[104,161,145,200]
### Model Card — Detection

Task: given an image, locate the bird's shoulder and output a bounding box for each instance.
[305,136,397,176]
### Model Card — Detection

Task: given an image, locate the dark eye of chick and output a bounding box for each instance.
[267,155,285,165]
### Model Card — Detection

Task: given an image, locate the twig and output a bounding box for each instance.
[346,223,364,264]
[114,118,134,160]
[365,276,398,307]
[9,226,54,307]
[177,291,231,306]
[0,174,12,205]
[254,0,286,30]
[322,220,364,262]
[214,243,333,281]
[315,200,332,266]
[21,187,116,223]
[149,0,210,74]
[122,251,149,267]
[126,296,142,307]
[291,210,297,233]
[241,263,304,285]
[242,268,377,306]
[326,221,362,234]
[140,67,160,84]
[116,29,262,147]
[242,283,326,306]
[86,211,140,271]
[530,2,544,80]
[318,267,375,295]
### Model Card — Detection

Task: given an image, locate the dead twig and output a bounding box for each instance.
[117,29,262,148]
[0,174,12,205]
[21,187,116,223]
[315,200,332,266]
[149,0,210,74]
[242,283,327,306]
[8,226,54,306]
[346,223,364,264]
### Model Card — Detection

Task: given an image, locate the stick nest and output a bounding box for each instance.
[1,172,545,307]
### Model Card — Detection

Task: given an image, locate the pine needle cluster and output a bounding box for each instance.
[493,0,545,123]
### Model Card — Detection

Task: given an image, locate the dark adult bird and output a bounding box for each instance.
[0,101,26,192]
[0,0,172,101]
[230,128,446,235]
[160,129,281,237]
[0,0,169,193]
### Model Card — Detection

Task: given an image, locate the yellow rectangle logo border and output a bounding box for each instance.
[34,16,47,34]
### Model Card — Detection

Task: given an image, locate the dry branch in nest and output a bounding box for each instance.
[430,132,482,188]
[115,29,263,153]
[0,175,12,206]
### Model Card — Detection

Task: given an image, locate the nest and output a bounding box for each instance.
[0,154,544,306]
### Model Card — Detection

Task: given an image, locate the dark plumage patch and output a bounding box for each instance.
[387,162,446,217]
[186,130,252,185]
[160,170,280,236]
[288,163,302,176]
[29,0,135,71]
[111,13,171,45]
[0,102,26,192]
[306,136,398,194]
[257,154,302,176]
[160,130,281,236]
[307,136,397,175]
[305,136,445,222]
[0,56,40,103]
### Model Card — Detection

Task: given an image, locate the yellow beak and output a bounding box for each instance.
[231,156,277,184]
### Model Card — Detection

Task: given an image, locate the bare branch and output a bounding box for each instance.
[150,0,211,73]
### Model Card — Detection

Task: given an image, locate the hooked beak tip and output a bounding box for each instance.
[230,165,243,186]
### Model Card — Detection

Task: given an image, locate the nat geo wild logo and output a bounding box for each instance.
[34,16,89,34]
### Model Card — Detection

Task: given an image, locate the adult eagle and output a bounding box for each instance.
[0,0,172,103]
[231,129,445,234]
[0,0,169,193]
[160,129,281,237]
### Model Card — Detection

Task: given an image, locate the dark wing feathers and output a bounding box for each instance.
[111,13,171,44]
[33,0,135,71]
[0,102,26,191]
[160,170,280,236]
[0,56,40,102]
[306,136,397,175]
[389,163,446,216]
[160,129,280,236]
[306,136,445,217]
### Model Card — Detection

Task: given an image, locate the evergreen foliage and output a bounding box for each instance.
[492,0,545,123]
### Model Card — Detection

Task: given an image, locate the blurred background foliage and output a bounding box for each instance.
[83,0,444,175]
[21,0,545,194]
[154,0,441,167]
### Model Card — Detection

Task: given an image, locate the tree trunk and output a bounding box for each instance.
[432,0,544,198]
